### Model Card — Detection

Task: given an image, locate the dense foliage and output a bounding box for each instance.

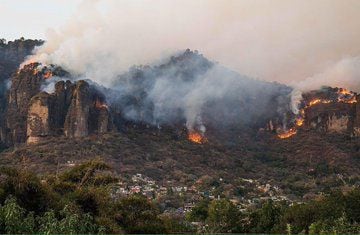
[0,159,358,234]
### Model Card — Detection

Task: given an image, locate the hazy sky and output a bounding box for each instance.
[0,0,81,40]
[3,0,360,88]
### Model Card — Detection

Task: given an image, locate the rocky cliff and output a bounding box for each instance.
[3,63,112,145]
[0,39,43,144]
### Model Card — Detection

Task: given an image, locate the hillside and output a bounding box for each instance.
[1,126,359,201]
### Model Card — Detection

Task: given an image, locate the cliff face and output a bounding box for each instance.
[5,63,43,144]
[304,103,355,133]
[3,63,112,145]
[64,80,112,138]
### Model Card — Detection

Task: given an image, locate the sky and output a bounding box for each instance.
[0,0,81,40]
[2,0,360,89]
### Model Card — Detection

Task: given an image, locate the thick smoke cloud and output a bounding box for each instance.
[294,56,360,93]
[22,0,360,128]
[24,0,360,90]
[106,51,292,132]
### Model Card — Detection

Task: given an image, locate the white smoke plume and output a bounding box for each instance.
[24,0,360,89]
[293,56,360,93]
[21,0,360,129]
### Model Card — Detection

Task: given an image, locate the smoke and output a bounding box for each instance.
[290,56,360,113]
[107,51,292,131]
[293,56,360,93]
[21,0,360,129]
[24,0,360,88]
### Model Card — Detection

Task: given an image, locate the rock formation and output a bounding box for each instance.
[5,63,43,144]
[304,102,354,134]
[2,63,113,145]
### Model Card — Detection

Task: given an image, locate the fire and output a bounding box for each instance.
[344,97,357,104]
[43,70,53,79]
[337,88,357,103]
[95,100,108,109]
[278,88,357,139]
[295,117,304,127]
[338,88,352,96]
[188,131,206,144]
[308,99,331,106]
[277,128,297,139]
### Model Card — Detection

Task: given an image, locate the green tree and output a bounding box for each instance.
[0,167,51,214]
[37,205,100,234]
[116,194,166,234]
[206,199,242,233]
[283,202,317,234]
[344,188,360,223]
[249,200,284,233]
[0,196,35,234]
[186,199,210,222]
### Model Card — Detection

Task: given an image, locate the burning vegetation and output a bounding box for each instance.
[277,128,297,139]
[278,87,358,139]
[188,131,206,144]
[43,70,53,79]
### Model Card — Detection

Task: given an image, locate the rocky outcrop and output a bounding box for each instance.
[3,63,112,145]
[64,80,112,138]
[5,63,43,145]
[304,102,354,134]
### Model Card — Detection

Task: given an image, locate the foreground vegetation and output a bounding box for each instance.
[0,159,358,234]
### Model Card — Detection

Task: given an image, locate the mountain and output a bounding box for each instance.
[0,41,359,203]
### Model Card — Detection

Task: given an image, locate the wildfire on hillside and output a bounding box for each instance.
[278,87,358,139]
[337,88,357,103]
[277,128,297,139]
[188,131,206,144]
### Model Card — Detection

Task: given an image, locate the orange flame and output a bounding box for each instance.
[43,71,53,79]
[295,117,304,127]
[277,128,297,139]
[344,97,357,104]
[308,99,331,106]
[337,88,357,103]
[338,88,352,96]
[279,89,357,139]
[188,131,206,144]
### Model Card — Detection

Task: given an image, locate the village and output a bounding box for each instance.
[110,172,293,214]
